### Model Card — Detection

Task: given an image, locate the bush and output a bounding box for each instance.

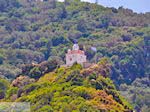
[6,87,18,99]
[0,78,10,99]
[0,54,4,64]
[121,34,132,42]
[36,105,53,112]
[52,36,68,46]
[0,90,5,99]
[72,86,91,99]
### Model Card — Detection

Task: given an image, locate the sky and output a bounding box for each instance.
[59,0,150,13]
[83,0,150,13]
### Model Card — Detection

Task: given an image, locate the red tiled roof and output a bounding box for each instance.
[67,50,85,55]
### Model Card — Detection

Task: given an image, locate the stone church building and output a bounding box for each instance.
[66,43,87,66]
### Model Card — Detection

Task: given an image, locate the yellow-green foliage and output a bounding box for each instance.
[38,72,57,83]
[0,78,10,99]
[6,87,18,99]
[0,78,10,91]
[3,63,132,112]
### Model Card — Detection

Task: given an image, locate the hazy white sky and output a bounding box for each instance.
[59,0,150,13]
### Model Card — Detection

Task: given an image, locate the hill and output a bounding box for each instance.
[0,0,149,111]
[0,59,133,112]
[0,0,149,81]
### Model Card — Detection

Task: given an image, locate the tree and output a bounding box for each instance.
[121,34,132,42]
[0,0,20,12]
[11,76,35,88]
[0,0,7,12]
[60,5,67,19]
[111,7,118,13]
[101,17,109,29]
[47,0,56,9]
[77,19,87,32]
[52,36,68,46]
[0,78,10,99]
[0,54,4,64]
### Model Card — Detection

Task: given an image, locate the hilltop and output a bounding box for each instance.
[0,59,133,111]
[0,0,149,111]
[0,0,149,81]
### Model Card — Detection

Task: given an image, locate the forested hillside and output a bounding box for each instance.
[0,60,133,111]
[0,0,150,111]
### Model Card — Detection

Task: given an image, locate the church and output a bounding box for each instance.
[66,43,87,66]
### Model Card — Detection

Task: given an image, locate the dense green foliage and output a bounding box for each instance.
[120,77,150,112]
[0,78,10,99]
[0,0,149,111]
[0,0,149,82]
[1,63,133,112]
